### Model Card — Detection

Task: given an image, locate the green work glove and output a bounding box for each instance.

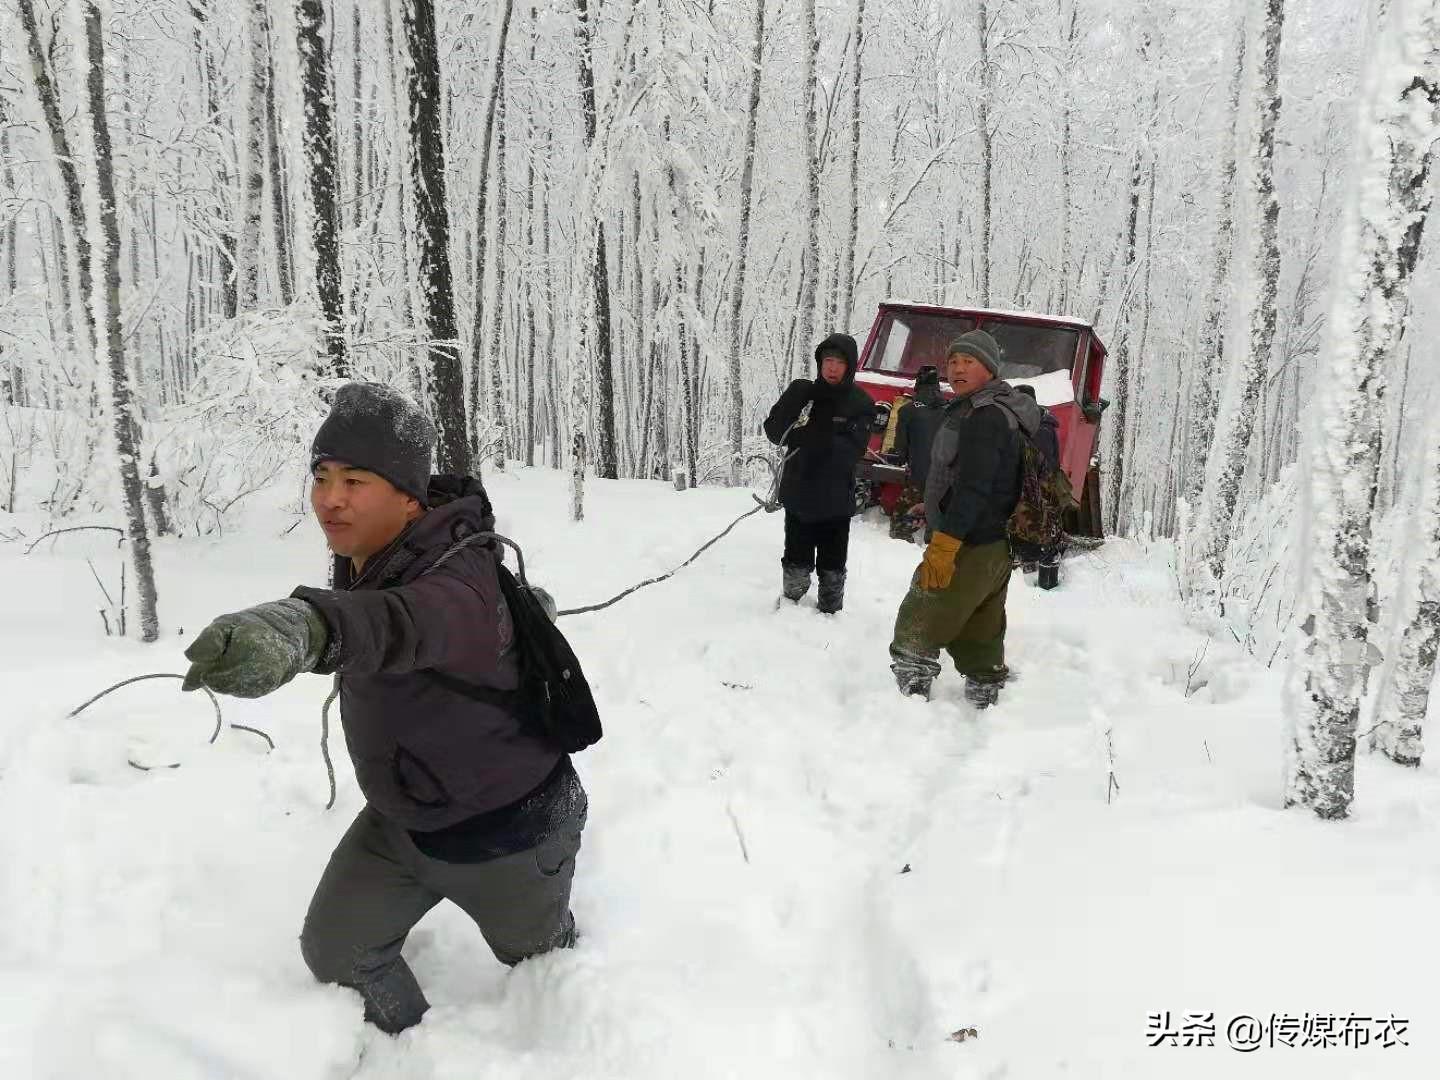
[182,598,329,699]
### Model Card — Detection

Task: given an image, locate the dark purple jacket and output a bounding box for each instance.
[293,476,562,832]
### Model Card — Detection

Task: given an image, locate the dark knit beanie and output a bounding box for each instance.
[310,382,436,504]
[947,330,1003,377]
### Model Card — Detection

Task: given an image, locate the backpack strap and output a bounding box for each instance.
[425,668,523,708]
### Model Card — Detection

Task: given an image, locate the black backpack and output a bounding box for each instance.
[426,537,603,753]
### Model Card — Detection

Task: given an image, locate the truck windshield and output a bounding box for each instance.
[865,310,1080,381]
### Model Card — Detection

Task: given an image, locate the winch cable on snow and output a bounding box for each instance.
[66,672,275,771]
[555,414,806,617]
[67,434,801,800]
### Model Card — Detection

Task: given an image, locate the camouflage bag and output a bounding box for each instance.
[997,409,1076,550]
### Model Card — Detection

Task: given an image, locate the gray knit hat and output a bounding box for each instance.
[310,382,436,504]
[947,330,1003,377]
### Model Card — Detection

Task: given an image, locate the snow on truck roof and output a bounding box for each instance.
[876,300,1094,330]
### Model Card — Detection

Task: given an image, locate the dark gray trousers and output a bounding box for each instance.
[300,799,585,1033]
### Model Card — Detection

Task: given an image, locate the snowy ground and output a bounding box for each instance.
[3,467,1439,1079]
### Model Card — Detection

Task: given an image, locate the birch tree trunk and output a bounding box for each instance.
[1287,0,1439,818]
[79,0,160,642]
[401,0,470,474]
[1198,0,1285,581]
[1374,437,1440,766]
[237,0,269,310]
[296,0,349,376]
[976,0,993,306]
[797,0,821,361]
[487,71,511,469]
[263,3,295,306]
[839,0,864,329]
[1103,147,1143,534]
[726,0,767,486]
[1057,1,1077,313]
[1187,18,1248,505]
[572,0,619,480]
[467,0,515,441]
[19,0,94,352]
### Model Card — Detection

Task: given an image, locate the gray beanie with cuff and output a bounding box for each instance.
[946,330,1003,377]
[310,382,436,504]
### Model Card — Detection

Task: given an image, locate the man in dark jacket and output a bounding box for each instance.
[762,332,876,613]
[181,383,585,1034]
[889,331,1045,709]
[886,364,947,540]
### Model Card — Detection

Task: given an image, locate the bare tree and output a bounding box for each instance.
[296,0,348,376]
[1287,0,1439,818]
[80,0,160,642]
[400,0,469,474]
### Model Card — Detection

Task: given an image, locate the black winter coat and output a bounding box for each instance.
[763,333,876,522]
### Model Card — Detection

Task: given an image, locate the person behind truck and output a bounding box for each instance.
[885,364,947,541]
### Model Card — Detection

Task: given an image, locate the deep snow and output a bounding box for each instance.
[2,467,1438,1079]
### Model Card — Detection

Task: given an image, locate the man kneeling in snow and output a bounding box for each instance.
[182,382,586,1034]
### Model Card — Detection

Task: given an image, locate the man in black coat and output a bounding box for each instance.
[763,332,876,613]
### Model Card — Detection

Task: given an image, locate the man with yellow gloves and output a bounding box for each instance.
[889,330,1044,709]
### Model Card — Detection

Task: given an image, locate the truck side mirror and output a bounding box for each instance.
[1082,396,1109,424]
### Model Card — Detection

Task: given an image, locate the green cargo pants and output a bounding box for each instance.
[889,539,1012,691]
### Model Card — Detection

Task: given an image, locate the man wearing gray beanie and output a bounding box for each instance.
[180,381,587,1034]
[888,330,1045,709]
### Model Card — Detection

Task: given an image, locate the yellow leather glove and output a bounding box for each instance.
[918,531,963,591]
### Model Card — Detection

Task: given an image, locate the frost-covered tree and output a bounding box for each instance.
[1186,16,1247,505]
[1286,0,1440,818]
[1374,437,1440,766]
[1196,0,1286,580]
[725,0,766,486]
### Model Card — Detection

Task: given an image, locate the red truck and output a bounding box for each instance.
[853,302,1108,536]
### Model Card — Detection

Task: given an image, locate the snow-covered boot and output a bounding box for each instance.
[781,561,812,602]
[817,570,846,614]
[964,673,1005,710]
[895,672,933,700]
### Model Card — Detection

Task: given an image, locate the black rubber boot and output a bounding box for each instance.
[816,569,846,614]
[1038,561,1060,590]
[781,561,813,602]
